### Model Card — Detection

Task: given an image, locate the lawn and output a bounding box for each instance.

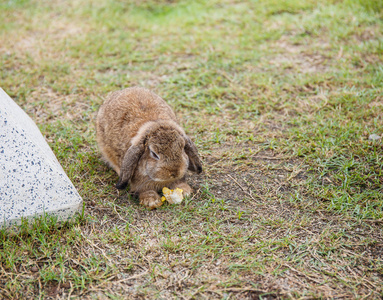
[1,0,382,298]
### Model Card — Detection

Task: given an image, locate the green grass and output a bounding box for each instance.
[1,0,382,298]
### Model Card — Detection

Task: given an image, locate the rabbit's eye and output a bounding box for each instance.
[150,150,160,160]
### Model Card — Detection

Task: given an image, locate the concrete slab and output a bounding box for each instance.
[0,88,83,228]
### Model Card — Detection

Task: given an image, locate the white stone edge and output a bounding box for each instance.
[0,201,84,230]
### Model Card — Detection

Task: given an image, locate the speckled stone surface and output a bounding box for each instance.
[0,88,83,228]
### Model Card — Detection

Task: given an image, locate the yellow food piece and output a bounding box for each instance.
[163,187,172,195]
[162,187,184,204]
[161,196,166,202]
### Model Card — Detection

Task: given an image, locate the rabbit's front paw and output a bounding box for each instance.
[170,182,192,197]
[139,190,163,210]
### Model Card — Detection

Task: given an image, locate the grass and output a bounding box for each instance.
[1,0,382,298]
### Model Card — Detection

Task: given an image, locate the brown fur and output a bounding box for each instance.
[96,87,202,209]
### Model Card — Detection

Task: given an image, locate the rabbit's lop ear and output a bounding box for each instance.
[115,144,144,190]
[184,136,203,174]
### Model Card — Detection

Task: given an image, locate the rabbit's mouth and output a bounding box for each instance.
[147,172,180,183]
[151,176,179,183]
[145,163,185,183]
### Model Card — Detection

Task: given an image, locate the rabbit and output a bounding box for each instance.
[96,87,203,209]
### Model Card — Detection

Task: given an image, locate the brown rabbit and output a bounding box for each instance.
[96,87,203,209]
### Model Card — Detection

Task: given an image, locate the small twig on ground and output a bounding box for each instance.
[283,264,324,285]
[286,162,305,182]
[363,219,383,224]
[80,232,114,265]
[227,174,262,202]
[253,155,292,160]
[112,202,129,223]
[113,270,149,283]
